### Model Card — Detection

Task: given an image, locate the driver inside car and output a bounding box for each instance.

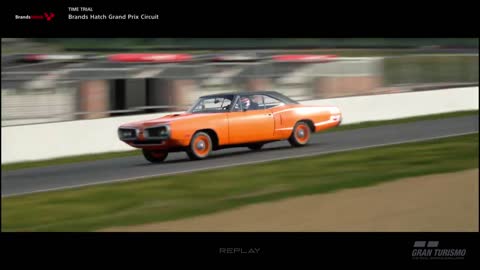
[240,96,262,111]
[240,97,251,110]
[249,95,262,110]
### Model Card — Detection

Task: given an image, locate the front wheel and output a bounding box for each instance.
[186,132,213,160]
[142,149,168,163]
[288,121,311,147]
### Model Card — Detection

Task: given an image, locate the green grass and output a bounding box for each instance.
[2,133,478,232]
[2,110,478,171]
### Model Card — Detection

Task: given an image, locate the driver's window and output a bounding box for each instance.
[192,97,232,112]
[263,95,284,108]
[250,95,265,110]
[231,98,242,112]
[220,98,232,109]
[238,95,265,111]
[192,100,205,112]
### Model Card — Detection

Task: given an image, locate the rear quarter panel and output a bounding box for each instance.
[271,105,340,139]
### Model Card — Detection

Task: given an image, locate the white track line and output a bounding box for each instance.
[2,131,478,198]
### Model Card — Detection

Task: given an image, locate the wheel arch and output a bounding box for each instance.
[195,129,219,150]
[297,119,315,133]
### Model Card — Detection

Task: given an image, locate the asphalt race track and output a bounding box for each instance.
[2,115,478,197]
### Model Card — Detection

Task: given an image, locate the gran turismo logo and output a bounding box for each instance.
[412,241,467,260]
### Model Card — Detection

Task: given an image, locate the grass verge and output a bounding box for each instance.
[2,133,478,232]
[2,110,477,172]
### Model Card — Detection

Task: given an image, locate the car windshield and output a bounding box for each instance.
[188,95,235,113]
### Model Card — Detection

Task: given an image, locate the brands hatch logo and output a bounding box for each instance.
[44,12,55,21]
[412,241,467,260]
[15,12,55,21]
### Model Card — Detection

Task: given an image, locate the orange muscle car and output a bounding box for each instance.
[118,91,342,163]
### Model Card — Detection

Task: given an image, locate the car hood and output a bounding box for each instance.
[120,112,216,128]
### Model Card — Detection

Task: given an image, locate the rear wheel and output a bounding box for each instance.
[186,132,212,160]
[288,121,311,147]
[142,149,168,163]
[248,143,264,151]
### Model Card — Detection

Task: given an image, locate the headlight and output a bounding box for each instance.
[144,125,169,138]
[118,128,138,140]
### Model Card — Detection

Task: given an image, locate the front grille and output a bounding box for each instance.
[118,128,137,140]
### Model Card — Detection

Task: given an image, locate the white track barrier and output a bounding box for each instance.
[301,87,479,125]
[2,87,478,164]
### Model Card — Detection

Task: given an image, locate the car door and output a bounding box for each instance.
[227,94,275,144]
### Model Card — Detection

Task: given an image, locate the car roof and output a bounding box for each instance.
[199,91,299,104]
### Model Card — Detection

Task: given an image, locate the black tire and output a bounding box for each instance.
[248,143,264,151]
[142,149,168,163]
[186,132,213,160]
[288,121,312,147]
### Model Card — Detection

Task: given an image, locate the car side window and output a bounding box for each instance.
[231,98,243,112]
[192,97,233,113]
[263,95,284,109]
[239,95,265,111]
